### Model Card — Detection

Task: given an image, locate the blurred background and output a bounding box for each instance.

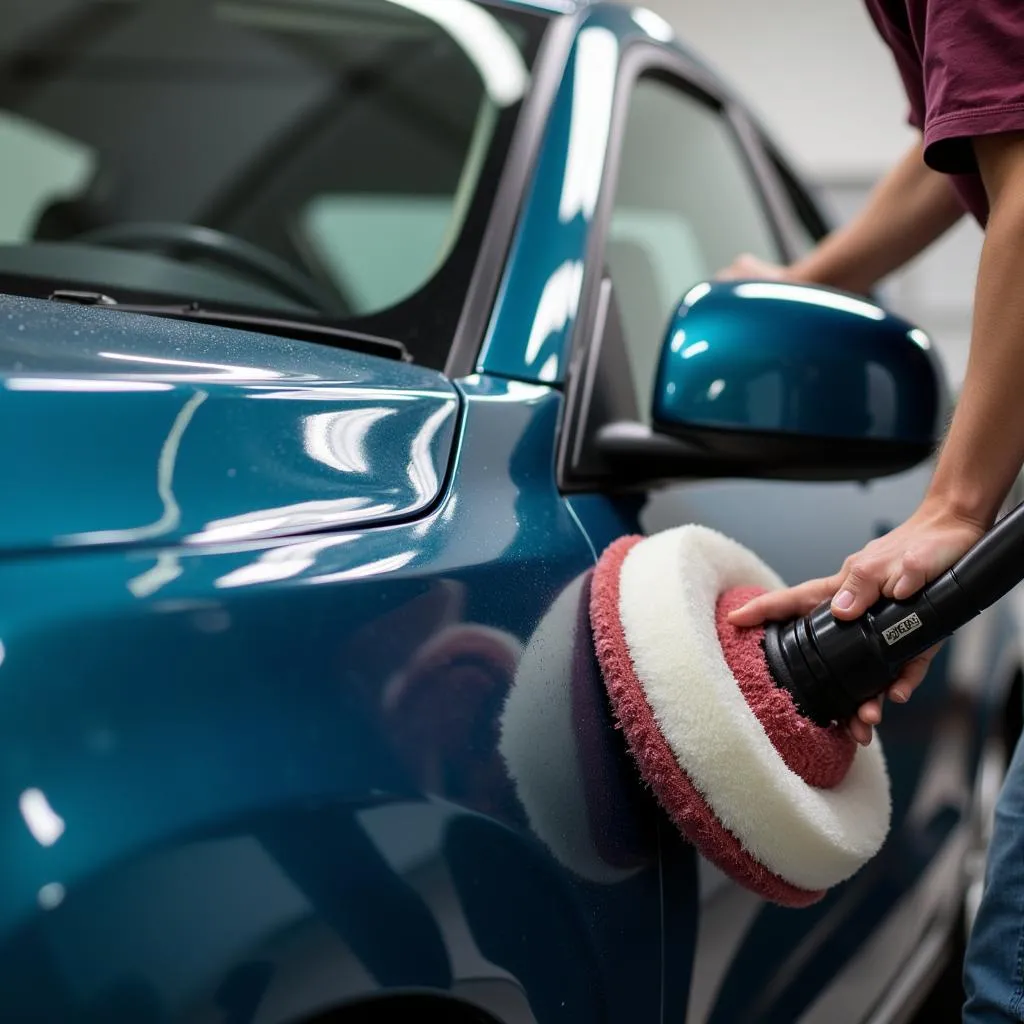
[647,0,983,391]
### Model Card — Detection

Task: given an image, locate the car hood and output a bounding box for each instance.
[0,294,459,554]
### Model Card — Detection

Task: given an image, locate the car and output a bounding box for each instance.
[0,1,1019,1021]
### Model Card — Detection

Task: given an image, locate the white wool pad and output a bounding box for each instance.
[618,525,892,892]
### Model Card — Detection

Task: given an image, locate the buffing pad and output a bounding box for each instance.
[591,526,891,906]
[500,572,653,882]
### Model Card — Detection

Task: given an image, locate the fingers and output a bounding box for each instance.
[715,254,788,282]
[848,715,874,746]
[830,556,885,620]
[846,694,884,746]
[891,549,930,601]
[888,642,943,702]
[858,695,884,727]
[845,641,942,748]
[727,577,836,627]
[714,253,757,280]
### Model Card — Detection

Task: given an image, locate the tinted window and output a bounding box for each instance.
[0,0,546,368]
[606,76,782,417]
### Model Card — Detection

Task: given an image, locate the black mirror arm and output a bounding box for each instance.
[595,421,743,483]
[596,420,929,484]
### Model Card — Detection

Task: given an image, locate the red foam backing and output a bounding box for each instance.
[715,586,855,789]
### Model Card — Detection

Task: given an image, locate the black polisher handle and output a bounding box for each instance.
[770,498,1024,725]
[872,497,1024,658]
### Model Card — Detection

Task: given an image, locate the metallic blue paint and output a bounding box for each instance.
[478,3,742,387]
[0,4,1018,1023]
[652,280,944,444]
[479,4,635,384]
[0,374,669,1022]
[0,295,458,553]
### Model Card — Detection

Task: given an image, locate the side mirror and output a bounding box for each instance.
[599,280,946,482]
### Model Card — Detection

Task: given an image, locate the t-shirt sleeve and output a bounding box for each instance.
[921,2,1024,173]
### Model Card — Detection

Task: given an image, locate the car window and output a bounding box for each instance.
[0,0,546,369]
[606,75,782,420]
[0,112,97,243]
[760,135,831,258]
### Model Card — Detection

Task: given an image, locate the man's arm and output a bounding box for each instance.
[925,132,1024,528]
[720,138,964,294]
[730,133,1024,744]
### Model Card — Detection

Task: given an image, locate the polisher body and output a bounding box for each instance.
[765,498,1024,726]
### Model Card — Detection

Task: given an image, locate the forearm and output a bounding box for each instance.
[790,140,963,294]
[925,145,1024,527]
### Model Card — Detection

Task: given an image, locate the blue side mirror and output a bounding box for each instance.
[648,280,946,479]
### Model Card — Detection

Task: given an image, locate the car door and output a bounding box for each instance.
[558,44,972,1023]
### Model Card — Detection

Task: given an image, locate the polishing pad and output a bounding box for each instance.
[500,572,653,882]
[591,526,891,907]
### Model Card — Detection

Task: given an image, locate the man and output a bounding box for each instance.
[719,4,1024,1020]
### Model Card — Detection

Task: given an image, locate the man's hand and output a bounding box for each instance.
[728,499,986,745]
[715,139,962,296]
[716,253,793,282]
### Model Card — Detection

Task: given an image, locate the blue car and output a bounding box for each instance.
[1,1,1019,1021]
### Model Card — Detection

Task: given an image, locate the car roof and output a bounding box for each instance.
[493,0,580,12]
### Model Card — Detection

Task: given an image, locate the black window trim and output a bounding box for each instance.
[555,40,799,494]
[730,108,833,259]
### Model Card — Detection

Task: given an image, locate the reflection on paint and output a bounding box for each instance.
[36,882,65,911]
[214,536,360,589]
[683,282,712,307]
[524,260,584,369]
[908,328,932,351]
[247,386,439,402]
[189,497,395,545]
[559,27,618,223]
[732,282,886,321]
[458,376,551,403]
[707,379,726,400]
[127,551,184,599]
[407,404,454,503]
[631,7,674,41]
[97,351,284,381]
[19,789,65,847]
[681,340,708,360]
[63,389,207,548]
[5,378,174,392]
[303,408,396,474]
[670,330,686,353]
[308,549,418,585]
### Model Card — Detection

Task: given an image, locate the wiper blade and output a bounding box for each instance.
[48,290,411,362]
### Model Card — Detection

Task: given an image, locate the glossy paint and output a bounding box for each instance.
[0,374,671,1023]
[0,295,458,553]
[652,280,944,443]
[478,3,661,384]
[0,3,1018,1023]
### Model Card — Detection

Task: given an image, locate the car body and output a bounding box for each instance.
[0,2,1019,1022]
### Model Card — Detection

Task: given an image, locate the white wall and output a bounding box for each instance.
[646,0,982,387]
[648,0,913,179]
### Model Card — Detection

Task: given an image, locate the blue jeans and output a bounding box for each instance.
[964,732,1024,1021]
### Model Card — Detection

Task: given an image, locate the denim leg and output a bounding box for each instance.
[964,732,1024,1022]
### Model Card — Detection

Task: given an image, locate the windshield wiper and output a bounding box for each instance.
[47,289,412,363]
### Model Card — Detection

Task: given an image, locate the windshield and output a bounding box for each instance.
[0,0,547,368]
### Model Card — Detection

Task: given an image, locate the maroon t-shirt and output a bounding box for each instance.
[863,0,1024,225]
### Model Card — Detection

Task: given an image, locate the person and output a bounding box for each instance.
[718,4,1024,1020]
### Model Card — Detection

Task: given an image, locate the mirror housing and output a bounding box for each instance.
[620,279,945,481]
